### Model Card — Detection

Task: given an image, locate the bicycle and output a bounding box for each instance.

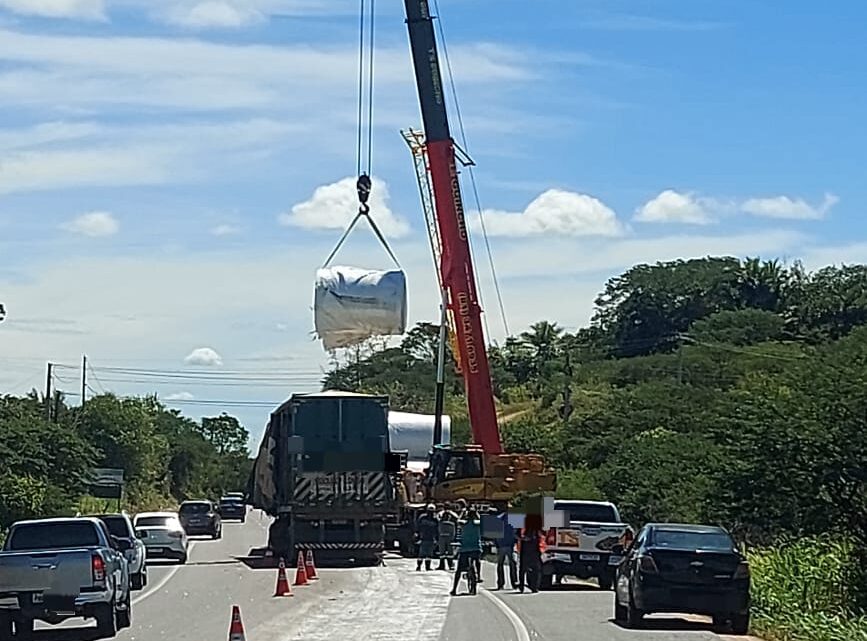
[451,543,480,596]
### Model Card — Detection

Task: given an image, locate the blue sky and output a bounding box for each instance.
[1,0,865,445]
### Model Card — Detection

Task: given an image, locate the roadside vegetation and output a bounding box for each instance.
[0,392,252,545]
[324,256,867,641]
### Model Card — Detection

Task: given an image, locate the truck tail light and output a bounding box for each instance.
[92,554,106,583]
[733,562,750,580]
[638,555,658,574]
[545,528,557,546]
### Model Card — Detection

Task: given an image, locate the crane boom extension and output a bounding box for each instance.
[403,0,503,454]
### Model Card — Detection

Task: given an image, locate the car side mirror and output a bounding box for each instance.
[113,537,132,551]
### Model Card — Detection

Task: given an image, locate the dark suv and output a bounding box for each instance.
[219,497,246,522]
[178,500,222,539]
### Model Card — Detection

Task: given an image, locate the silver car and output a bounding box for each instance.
[133,512,189,564]
[91,513,148,590]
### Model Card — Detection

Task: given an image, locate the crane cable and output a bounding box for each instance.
[322,0,400,269]
[431,0,510,339]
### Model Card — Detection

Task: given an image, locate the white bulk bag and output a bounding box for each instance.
[314,265,407,351]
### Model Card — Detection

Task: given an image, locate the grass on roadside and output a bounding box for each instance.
[749,536,867,641]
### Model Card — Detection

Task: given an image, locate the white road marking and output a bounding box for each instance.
[131,541,197,606]
[481,589,532,641]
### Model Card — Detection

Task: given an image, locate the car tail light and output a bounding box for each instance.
[168,530,183,539]
[733,562,750,579]
[638,555,658,574]
[545,528,557,546]
[92,554,106,583]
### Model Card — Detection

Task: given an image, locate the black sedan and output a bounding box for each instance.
[219,497,246,522]
[613,523,750,635]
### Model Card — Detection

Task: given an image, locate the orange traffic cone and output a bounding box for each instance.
[274,559,293,597]
[228,605,246,641]
[305,549,318,580]
[294,551,308,586]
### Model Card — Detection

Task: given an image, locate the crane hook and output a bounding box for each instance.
[357,174,372,206]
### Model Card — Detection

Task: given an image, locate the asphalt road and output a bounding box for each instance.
[32,513,761,640]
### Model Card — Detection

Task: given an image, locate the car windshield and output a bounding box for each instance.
[98,516,131,538]
[556,502,618,523]
[180,503,210,514]
[652,529,735,550]
[135,516,175,528]
[8,522,100,551]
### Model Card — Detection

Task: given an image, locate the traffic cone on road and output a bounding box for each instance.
[274,559,293,597]
[305,550,318,580]
[294,551,309,586]
[228,605,246,641]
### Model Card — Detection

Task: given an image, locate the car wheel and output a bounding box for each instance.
[598,571,614,591]
[614,597,628,623]
[730,613,750,635]
[96,603,117,637]
[625,589,643,629]
[178,552,188,565]
[116,594,132,629]
[142,565,148,587]
[131,571,144,590]
[539,573,553,591]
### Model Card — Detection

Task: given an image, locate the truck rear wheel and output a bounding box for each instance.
[12,616,33,640]
[96,603,117,637]
[0,612,13,641]
[598,571,614,591]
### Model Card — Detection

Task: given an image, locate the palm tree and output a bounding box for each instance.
[520,321,564,377]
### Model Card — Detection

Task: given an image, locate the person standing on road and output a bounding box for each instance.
[495,513,518,590]
[436,507,458,571]
[416,504,440,571]
[450,508,482,596]
[518,526,543,593]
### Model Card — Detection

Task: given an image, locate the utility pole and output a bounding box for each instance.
[45,362,53,422]
[432,287,448,447]
[81,355,87,408]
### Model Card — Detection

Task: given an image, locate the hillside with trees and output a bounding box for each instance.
[0,393,251,536]
[324,256,867,641]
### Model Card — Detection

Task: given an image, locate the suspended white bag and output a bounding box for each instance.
[314,265,407,351]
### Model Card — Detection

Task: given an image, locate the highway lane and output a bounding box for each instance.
[32,515,761,640]
[437,561,764,641]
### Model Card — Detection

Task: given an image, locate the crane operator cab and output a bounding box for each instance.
[424,445,556,504]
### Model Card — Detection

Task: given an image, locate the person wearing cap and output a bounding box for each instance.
[415,504,440,571]
[450,508,482,595]
[436,507,458,571]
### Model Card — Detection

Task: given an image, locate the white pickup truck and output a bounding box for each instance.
[0,517,132,639]
[540,500,634,591]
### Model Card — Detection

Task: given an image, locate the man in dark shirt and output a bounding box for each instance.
[495,513,518,590]
[518,527,543,593]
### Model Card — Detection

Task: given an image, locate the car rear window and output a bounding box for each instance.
[8,522,100,551]
[98,516,131,538]
[220,500,241,506]
[556,502,618,523]
[180,503,210,514]
[652,529,735,550]
[135,516,175,528]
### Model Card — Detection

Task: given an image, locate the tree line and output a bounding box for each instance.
[0,391,251,535]
[324,256,867,637]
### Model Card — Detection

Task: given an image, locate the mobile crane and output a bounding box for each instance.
[400,0,556,506]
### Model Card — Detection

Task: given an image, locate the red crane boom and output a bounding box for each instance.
[403,0,503,454]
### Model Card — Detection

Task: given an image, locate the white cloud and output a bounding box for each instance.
[0,0,106,20]
[0,118,297,194]
[475,189,624,237]
[634,189,716,225]
[164,1,263,29]
[61,211,120,237]
[741,193,839,220]
[211,224,241,236]
[184,347,223,366]
[280,176,411,239]
[164,391,195,401]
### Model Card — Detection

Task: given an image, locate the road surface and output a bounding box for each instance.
[33,512,760,640]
